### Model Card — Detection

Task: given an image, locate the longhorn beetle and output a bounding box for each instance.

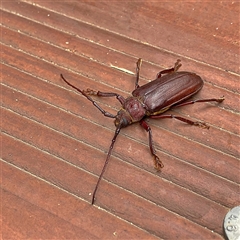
[61,59,224,204]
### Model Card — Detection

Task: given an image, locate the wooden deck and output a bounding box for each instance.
[1,1,239,239]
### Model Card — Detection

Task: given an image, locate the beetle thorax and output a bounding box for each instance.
[114,97,146,128]
[124,96,146,122]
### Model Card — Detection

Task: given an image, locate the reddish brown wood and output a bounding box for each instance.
[1,1,239,239]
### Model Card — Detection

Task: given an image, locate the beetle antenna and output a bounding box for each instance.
[91,125,121,204]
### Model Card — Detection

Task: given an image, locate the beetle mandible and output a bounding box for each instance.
[61,58,224,204]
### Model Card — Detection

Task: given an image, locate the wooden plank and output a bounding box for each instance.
[2,162,158,239]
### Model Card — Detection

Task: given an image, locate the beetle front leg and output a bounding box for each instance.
[140,120,164,171]
[77,89,117,118]
[83,89,126,105]
[61,74,116,118]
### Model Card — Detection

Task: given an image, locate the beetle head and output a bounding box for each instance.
[114,109,132,128]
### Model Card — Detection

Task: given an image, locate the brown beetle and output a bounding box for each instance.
[61,59,224,204]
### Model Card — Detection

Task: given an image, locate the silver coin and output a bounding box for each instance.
[223,206,240,240]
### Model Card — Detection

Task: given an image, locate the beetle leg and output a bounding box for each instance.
[156,68,174,78]
[61,74,116,118]
[135,58,142,89]
[150,114,210,129]
[140,120,164,171]
[78,91,117,118]
[174,59,182,72]
[174,96,225,108]
[156,59,182,78]
[83,89,126,105]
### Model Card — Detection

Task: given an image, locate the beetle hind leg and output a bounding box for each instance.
[175,96,225,108]
[140,120,164,171]
[151,114,210,129]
